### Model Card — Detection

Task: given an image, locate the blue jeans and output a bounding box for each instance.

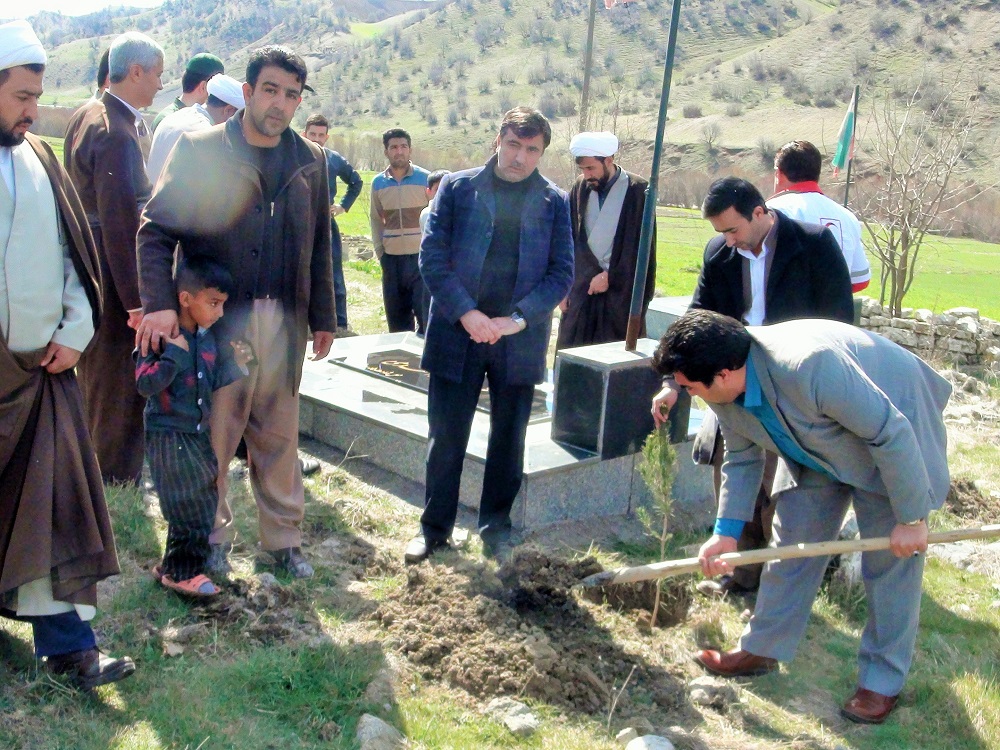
[1,608,97,657]
[332,220,348,328]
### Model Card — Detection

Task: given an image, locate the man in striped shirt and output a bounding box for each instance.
[370,128,430,333]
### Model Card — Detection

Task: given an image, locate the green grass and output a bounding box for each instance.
[349,22,382,39]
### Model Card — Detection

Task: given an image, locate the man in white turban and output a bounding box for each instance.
[557,131,656,347]
[0,19,135,690]
[146,72,244,186]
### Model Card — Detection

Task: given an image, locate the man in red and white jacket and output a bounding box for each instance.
[767,140,871,293]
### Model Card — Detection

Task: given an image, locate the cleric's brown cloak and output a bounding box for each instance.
[557,170,657,348]
[0,134,118,606]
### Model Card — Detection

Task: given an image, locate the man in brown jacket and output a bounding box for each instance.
[136,46,335,579]
[0,20,134,690]
[64,31,163,486]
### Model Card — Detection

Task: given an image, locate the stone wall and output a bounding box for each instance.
[858,298,1000,369]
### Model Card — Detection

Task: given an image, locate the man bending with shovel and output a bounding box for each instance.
[652,310,952,724]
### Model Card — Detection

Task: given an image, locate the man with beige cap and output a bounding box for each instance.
[0,19,134,690]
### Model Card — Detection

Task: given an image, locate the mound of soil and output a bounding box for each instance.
[374,548,688,715]
[946,479,1000,524]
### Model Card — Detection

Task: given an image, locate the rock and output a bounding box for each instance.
[356,714,405,750]
[257,572,280,588]
[688,675,738,708]
[504,712,540,737]
[523,634,559,670]
[629,717,656,735]
[616,727,639,744]
[625,736,676,750]
[913,309,934,323]
[945,307,980,319]
[484,697,539,737]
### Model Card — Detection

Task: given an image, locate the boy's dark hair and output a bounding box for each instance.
[176,256,234,297]
[652,310,751,386]
[97,48,110,89]
[775,140,823,183]
[382,127,411,148]
[427,169,450,190]
[305,113,329,130]
[702,177,766,222]
[246,46,307,90]
[498,106,551,149]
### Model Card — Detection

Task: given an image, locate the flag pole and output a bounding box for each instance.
[842,84,860,207]
[625,0,682,351]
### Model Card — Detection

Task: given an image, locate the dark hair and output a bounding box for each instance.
[382,128,411,148]
[775,140,823,183]
[205,94,229,109]
[427,169,450,189]
[702,177,766,221]
[498,106,551,148]
[97,49,110,89]
[175,256,234,297]
[305,113,329,130]
[652,310,751,386]
[181,69,213,94]
[245,46,307,90]
[0,63,44,87]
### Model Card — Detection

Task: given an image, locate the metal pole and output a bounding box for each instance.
[579,0,599,131]
[624,0,683,351]
[842,84,860,207]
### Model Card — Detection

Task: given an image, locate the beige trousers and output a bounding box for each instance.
[209,300,304,551]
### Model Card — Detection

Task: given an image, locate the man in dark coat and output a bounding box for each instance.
[558,131,655,348]
[63,31,163,486]
[407,107,574,564]
[652,177,853,594]
[136,46,335,579]
[0,21,133,690]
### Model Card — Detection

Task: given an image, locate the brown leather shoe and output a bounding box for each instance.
[695,648,778,677]
[47,647,136,690]
[840,687,899,724]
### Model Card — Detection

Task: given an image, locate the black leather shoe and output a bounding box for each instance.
[480,531,515,562]
[206,542,232,576]
[47,648,136,690]
[272,546,314,578]
[404,535,449,564]
[300,457,321,476]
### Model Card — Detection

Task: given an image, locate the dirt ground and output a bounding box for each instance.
[372,547,695,719]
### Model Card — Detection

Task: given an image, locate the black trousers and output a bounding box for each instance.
[146,430,219,581]
[422,340,534,544]
[380,253,426,334]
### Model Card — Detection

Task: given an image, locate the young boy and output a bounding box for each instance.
[135,257,252,597]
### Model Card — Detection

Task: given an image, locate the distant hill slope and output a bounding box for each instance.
[31,0,1000,183]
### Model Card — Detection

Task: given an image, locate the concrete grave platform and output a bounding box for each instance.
[298,333,714,532]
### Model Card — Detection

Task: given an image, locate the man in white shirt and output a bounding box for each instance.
[146,73,243,186]
[0,19,134,691]
[767,140,871,292]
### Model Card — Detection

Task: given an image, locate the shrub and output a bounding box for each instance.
[682,104,703,118]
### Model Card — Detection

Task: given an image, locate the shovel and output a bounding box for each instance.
[577,524,1000,589]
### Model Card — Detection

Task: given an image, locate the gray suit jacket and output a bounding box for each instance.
[711,319,952,525]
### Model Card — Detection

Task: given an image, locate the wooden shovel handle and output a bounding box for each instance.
[577,524,1000,589]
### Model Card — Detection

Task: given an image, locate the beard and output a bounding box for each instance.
[0,119,30,148]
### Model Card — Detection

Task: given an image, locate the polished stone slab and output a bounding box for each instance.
[645,295,693,342]
[298,332,713,532]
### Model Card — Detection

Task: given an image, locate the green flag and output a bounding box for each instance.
[832,88,857,176]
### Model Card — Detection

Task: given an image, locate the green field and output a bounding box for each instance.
[337,172,1000,320]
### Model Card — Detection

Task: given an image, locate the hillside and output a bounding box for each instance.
[26,0,1000,185]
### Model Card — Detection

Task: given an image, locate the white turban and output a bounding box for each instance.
[207,74,245,110]
[570,131,619,158]
[0,20,46,73]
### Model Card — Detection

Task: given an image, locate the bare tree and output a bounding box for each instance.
[700,121,722,152]
[856,81,987,316]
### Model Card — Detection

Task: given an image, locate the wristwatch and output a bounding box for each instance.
[510,311,527,332]
[902,518,925,526]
